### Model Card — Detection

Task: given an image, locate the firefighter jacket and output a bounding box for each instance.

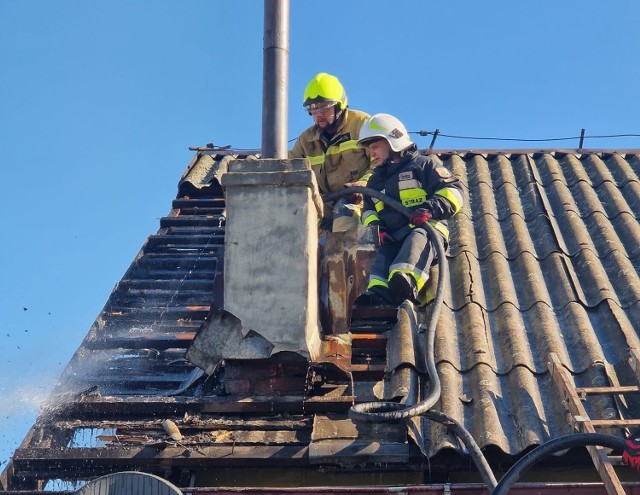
[290,108,372,194]
[361,148,464,242]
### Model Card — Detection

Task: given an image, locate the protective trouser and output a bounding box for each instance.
[367,228,439,293]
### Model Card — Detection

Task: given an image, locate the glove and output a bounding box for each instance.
[369,221,392,246]
[410,208,432,226]
[343,184,363,205]
[623,429,640,472]
[379,230,393,246]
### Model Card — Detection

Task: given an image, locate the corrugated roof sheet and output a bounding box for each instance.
[432,150,640,455]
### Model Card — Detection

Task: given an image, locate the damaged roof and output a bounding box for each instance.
[2,148,640,490]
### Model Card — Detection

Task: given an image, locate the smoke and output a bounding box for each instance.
[0,372,59,416]
[0,372,60,466]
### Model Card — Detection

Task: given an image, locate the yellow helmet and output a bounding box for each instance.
[302,73,348,112]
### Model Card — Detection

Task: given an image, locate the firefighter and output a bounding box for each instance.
[354,113,464,306]
[290,73,372,232]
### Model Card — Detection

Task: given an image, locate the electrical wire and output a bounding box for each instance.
[195,130,640,153]
[413,130,640,143]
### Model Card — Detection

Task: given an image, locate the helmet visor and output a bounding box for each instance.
[357,136,384,149]
[306,101,337,115]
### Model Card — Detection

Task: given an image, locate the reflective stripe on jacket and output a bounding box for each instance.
[290,108,372,194]
[361,150,464,242]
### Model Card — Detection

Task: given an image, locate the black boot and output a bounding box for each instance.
[389,272,418,305]
[354,286,394,307]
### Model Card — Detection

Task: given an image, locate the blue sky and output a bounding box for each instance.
[1,0,640,466]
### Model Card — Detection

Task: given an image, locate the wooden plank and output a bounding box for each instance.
[146,233,225,245]
[629,347,640,385]
[145,239,225,251]
[44,394,355,420]
[349,311,397,326]
[160,216,222,228]
[85,332,197,350]
[103,305,210,321]
[310,415,406,445]
[348,364,385,380]
[117,279,216,291]
[308,440,410,465]
[67,369,193,385]
[172,198,225,208]
[350,333,387,349]
[12,444,310,473]
[145,233,224,243]
[134,254,218,270]
[165,226,225,235]
[348,364,385,373]
[548,353,625,495]
[53,417,311,431]
[176,208,225,216]
[92,429,308,445]
[576,386,640,396]
[588,419,640,427]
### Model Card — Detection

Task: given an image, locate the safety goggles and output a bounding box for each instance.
[306,101,337,115]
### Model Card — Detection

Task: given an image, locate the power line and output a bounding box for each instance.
[413,130,640,143]
[195,131,640,153]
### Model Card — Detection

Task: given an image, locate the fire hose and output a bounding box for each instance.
[325,187,444,421]
[324,186,497,491]
[492,433,627,495]
[323,187,635,494]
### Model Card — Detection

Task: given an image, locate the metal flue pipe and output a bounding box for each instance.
[261,0,289,159]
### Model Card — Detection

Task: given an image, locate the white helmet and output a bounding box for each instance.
[357,113,413,152]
